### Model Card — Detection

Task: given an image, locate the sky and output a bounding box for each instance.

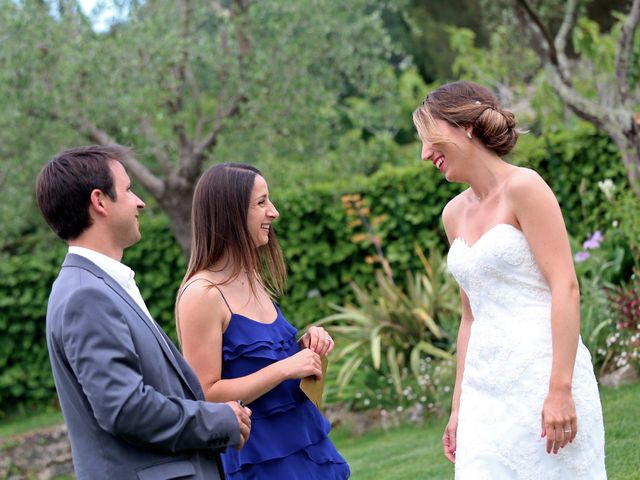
[77,0,126,32]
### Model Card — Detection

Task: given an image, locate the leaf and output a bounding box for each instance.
[387,346,402,395]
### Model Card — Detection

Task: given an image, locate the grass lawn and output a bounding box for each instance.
[0,407,63,438]
[1,384,638,479]
[331,383,640,479]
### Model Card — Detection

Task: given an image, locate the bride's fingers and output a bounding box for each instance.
[442,426,457,463]
[570,418,578,443]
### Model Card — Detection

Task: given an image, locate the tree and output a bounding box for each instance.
[0,0,401,255]
[509,0,640,195]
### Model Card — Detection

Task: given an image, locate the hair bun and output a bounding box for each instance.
[473,107,517,156]
[412,80,519,156]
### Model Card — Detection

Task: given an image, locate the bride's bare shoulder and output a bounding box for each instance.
[442,192,468,244]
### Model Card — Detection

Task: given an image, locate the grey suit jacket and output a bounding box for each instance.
[45,254,240,480]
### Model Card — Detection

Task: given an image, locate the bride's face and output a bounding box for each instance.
[420,118,472,183]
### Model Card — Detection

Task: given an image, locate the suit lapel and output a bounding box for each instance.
[62,254,202,399]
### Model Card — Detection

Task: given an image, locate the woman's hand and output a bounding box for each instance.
[299,326,335,357]
[280,348,323,380]
[541,388,577,454]
[443,410,458,463]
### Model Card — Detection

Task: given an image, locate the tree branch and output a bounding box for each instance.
[544,67,629,135]
[181,0,252,176]
[192,93,245,161]
[615,0,640,104]
[77,117,165,197]
[139,117,173,176]
[166,0,193,155]
[513,0,561,70]
[553,0,579,81]
[0,169,7,193]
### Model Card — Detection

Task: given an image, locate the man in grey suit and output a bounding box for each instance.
[36,145,251,480]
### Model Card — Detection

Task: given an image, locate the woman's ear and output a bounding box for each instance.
[465,126,473,140]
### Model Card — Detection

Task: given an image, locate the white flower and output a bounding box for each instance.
[598,179,616,201]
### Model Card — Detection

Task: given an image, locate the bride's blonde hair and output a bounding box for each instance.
[413,81,518,156]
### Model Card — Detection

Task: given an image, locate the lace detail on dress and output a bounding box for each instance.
[447,224,606,479]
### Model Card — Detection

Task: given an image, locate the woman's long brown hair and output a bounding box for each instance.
[179,163,287,305]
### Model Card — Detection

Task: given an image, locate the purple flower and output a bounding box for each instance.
[583,230,604,250]
[575,251,590,263]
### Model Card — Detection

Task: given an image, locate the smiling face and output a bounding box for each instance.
[104,160,146,250]
[419,118,472,183]
[247,175,279,247]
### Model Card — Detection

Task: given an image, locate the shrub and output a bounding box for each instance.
[0,124,634,413]
[601,272,640,373]
[317,247,459,406]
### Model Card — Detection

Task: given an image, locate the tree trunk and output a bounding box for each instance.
[158,181,196,259]
[620,125,640,197]
[600,116,640,198]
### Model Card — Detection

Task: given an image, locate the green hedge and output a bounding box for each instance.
[513,124,627,238]
[0,125,630,412]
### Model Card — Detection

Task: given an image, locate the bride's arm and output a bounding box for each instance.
[441,197,473,463]
[442,288,473,463]
[507,168,579,454]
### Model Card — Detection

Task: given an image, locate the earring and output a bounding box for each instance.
[466,132,472,140]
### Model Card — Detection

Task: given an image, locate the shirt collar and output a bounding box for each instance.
[68,246,135,288]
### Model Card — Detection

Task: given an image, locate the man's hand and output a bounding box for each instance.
[226,401,252,450]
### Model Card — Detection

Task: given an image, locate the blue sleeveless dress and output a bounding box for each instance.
[220,304,350,479]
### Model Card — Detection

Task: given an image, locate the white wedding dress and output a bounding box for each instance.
[447,224,606,479]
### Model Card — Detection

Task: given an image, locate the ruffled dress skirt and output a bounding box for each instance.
[220,306,350,479]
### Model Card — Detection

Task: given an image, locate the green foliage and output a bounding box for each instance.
[0,161,459,412]
[275,163,462,325]
[601,272,640,373]
[512,123,630,239]
[0,0,408,248]
[316,248,459,403]
[571,232,626,369]
[0,124,633,412]
[448,24,539,101]
[0,240,66,415]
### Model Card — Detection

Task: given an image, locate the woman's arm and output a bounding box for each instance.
[442,288,473,463]
[177,282,323,404]
[507,168,579,454]
[441,198,474,463]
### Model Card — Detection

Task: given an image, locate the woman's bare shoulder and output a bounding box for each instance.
[442,191,468,243]
[177,274,229,324]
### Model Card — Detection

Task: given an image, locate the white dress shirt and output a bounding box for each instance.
[68,246,174,355]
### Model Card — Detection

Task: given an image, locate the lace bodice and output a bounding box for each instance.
[448,223,551,323]
[446,223,606,479]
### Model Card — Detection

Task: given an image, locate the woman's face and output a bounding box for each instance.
[247,175,279,247]
[420,117,471,183]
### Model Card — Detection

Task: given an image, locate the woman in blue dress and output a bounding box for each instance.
[176,163,350,479]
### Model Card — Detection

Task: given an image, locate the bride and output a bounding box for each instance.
[413,81,606,479]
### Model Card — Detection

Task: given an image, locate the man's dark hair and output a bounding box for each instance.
[36,145,132,240]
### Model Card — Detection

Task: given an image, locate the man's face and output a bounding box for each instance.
[104,161,145,249]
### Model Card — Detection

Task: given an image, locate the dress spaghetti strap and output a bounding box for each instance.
[176,278,235,347]
[178,278,234,315]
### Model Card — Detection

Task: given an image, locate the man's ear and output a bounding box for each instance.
[89,189,108,217]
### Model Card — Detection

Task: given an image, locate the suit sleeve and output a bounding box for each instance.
[59,286,241,452]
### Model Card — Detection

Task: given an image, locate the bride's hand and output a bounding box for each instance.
[541,388,577,454]
[443,411,458,463]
